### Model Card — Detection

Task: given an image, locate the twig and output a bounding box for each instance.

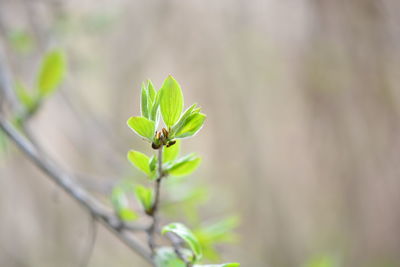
[147,146,165,255]
[0,116,153,265]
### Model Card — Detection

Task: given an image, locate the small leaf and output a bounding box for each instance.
[127,116,155,141]
[141,82,149,118]
[127,150,151,176]
[162,223,202,260]
[37,49,66,97]
[149,155,157,172]
[163,140,180,163]
[171,103,197,135]
[147,80,156,103]
[15,81,36,110]
[174,113,206,139]
[155,247,189,267]
[159,75,184,127]
[150,90,161,122]
[111,187,138,221]
[166,154,201,177]
[134,185,153,213]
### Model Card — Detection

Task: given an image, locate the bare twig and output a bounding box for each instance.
[0,117,153,265]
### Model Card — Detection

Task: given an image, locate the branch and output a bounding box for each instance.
[0,116,154,265]
[147,145,165,254]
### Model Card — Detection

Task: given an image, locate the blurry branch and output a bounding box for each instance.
[0,117,153,265]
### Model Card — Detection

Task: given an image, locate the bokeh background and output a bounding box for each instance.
[1,0,400,266]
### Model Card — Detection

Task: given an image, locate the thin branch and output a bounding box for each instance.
[0,116,153,265]
[147,145,165,255]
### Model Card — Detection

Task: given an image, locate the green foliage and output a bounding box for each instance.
[13,49,66,122]
[163,140,180,163]
[7,29,34,53]
[155,247,188,267]
[15,82,36,112]
[127,150,152,176]
[160,75,184,128]
[194,217,240,260]
[122,75,238,266]
[127,116,156,141]
[304,254,338,267]
[172,104,206,139]
[162,222,202,261]
[111,187,138,221]
[165,153,202,177]
[134,185,153,213]
[37,49,66,97]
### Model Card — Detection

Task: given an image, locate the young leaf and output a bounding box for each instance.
[155,247,189,267]
[141,82,149,119]
[159,75,183,127]
[162,223,202,260]
[37,49,66,97]
[134,185,153,213]
[127,150,151,176]
[194,264,240,267]
[150,90,161,122]
[171,103,197,135]
[147,80,156,103]
[174,113,206,139]
[111,187,138,221]
[127,116,155,141]
[163,140,180,163]
[15,81,36,110]
[166,154,201,177]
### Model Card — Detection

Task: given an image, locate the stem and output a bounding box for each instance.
[147,145,191,266]
[147,145,164,255]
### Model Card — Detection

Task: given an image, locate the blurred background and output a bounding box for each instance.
[1,0,400,266]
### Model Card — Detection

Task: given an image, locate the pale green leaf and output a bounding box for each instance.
[159,75,183,127]
[166,154,201,177]
[111,187,138,221]
[163,140,180,163]
[15,81,36,110]
[37,49,66,97]
[134,185,153,212]
[162,223,202,260]
[141,82,149,118]
[174,113,206,139]
[171,103,197,135]
[154,247,188,267]
[147,80,156,103]
[127,150,151,176]
[127,116,155,141]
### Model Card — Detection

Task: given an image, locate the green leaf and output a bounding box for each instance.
[166,154,201,177]
[174,113,206,139]
[305,254,337,267]
[37,49,66,97]
[171,103,197,134]
[194,264,240,267]
[127,116,155,141]
[111,187,138,221]
[127,150,151,176]
[163,140,180,163]
[150,90,161,122]
[134,185,153,212]
[154,247,188,267]
[159,75,184,127]
[141,82,149,118]
[15,81,36,110]
[162,223,202,260]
